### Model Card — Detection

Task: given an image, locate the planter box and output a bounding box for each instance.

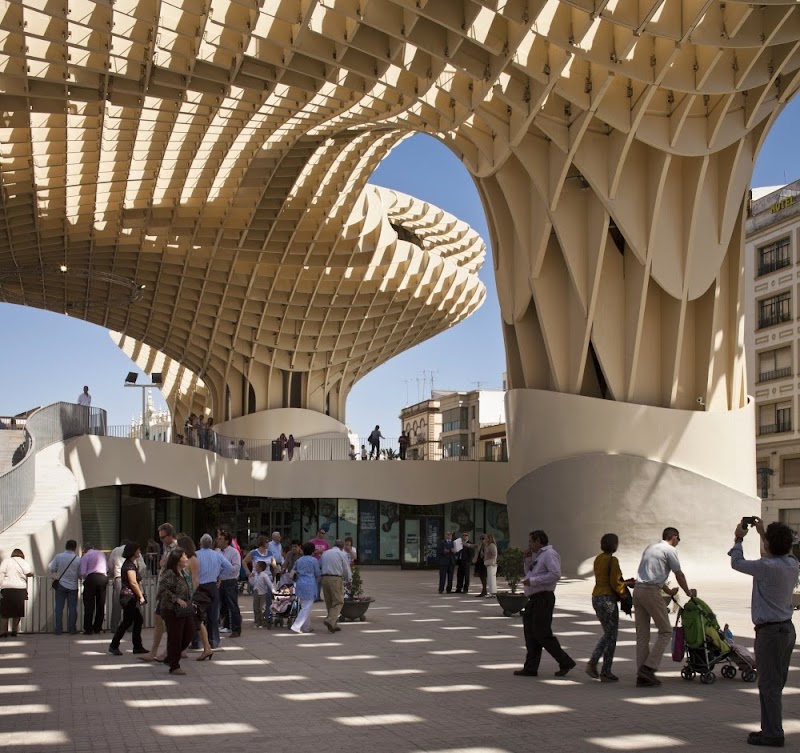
[341,597,374,622]
[496,591,527,617]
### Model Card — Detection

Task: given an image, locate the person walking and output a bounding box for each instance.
[484,534,498,596]
[730,517,798,748]
[587,533,633,682]
[195,533,229,651]
[368,425,384,459]
[291,542,321,634]
[157,548,194,675]
[0,549,33,637]
[48,540,81,635]
[108,542,147,656]
[320,540,352,633]
[108,540,146,632]
[138,523,177,661]
[79,543,109,635]
[217,530,242,637]
[437,532,456,593]
[633,527,696,687]
[514,530,575,678]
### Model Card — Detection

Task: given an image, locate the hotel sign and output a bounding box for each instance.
[771,196,796,213]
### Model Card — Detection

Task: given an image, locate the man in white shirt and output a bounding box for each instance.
[633,527,697,687]
[77,386,91,407]
[267,532,284,569]
[217,530,242,637]
[320,540,352,633]
[48,540,81,635]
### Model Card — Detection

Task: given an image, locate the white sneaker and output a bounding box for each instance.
[219,627,231,634]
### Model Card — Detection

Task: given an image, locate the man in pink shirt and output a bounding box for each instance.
[309,529,329,601]
[79,544,109,635]
[514,530,575,678]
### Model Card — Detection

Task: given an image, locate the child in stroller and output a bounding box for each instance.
[677,597,757,685]
[271,581,299,629]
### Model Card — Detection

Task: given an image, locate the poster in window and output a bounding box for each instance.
[447,500,474,536]
[300,499,318,541]
[359,501,378,563]
[485,502,510,551]
[379,502,400,560]
[338,498,358,548]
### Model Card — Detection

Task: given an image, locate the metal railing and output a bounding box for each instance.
[759,422,793,436]
[0,402,108,533]
[18,575,158,634]
[758,311,792,329]
[757,257,791,277]
[100,425,507,462]
[758,367,793,383]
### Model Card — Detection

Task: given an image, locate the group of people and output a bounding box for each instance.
[179,414,215,449]
[514,521,797,749]
[437,531,499,597]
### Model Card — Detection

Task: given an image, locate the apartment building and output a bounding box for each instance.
[745,179,800,532]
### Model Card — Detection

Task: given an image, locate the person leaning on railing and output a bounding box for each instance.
[0,549,33,638]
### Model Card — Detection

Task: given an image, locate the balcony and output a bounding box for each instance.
[758,367,793,382]
[759,422,793,436]
[758,257,791,277]
[758,311,792,329]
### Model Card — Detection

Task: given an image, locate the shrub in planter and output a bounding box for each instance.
[496,546,527,617]
[342,566,374,622]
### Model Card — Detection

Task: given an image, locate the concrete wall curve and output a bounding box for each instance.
[506,452,762,580]
[213,408,348,440]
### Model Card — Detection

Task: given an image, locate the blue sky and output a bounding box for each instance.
[1,96,799,436]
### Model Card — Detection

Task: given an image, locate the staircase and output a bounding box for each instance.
[0,429,25,472]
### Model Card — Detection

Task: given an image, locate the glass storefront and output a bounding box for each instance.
[78,486,508,567]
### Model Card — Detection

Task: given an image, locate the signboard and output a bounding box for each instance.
[358,501,378,563]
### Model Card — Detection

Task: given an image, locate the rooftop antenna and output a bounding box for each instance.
[402,378,411,404]
[430,369,437,397]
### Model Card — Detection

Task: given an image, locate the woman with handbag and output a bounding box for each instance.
[157,548,195,674]
[587,533,634,682]
[108,542,147,655]
[0,549,33,637]
[176,533,214,661]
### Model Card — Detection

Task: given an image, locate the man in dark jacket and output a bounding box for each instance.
[437,532,456,593]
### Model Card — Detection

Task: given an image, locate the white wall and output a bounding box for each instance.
[64,435,511,506]
[477,391,505,425]
[214,408,348,440]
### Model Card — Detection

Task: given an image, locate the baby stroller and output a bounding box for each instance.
[270,583,299,629]
[677,597,757,685]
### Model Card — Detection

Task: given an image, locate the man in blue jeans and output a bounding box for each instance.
[48,540,81,635]
[217,531,242,638]
[730,517,798,748]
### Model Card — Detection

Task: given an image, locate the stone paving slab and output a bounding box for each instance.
[0,569,797,753]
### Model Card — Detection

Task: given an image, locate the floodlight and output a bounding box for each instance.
[151,373,163,385]
[124,372,138,384]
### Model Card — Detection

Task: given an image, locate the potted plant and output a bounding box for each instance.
[496,546,528,616]
[340,566,374,622]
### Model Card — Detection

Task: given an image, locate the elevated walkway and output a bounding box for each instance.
[63,435,511,505]
[0,429,25,472]
[0,443,81,573]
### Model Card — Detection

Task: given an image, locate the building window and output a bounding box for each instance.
[758,237,791,276]
[758,346,793,382]
[443,435,469,458]
[442,407,468,432]
[759,403,793,435]
[758,291,791,329]
[782,458,800,486]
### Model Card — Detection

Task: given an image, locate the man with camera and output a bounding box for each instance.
[730,516,798,748]
[633,527,696,687]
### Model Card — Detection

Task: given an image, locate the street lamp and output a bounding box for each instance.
[124,372,161,439]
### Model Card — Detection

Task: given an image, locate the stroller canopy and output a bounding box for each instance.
[682,597,728,654]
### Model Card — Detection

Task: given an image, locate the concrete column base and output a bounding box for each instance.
[505,389,761,577]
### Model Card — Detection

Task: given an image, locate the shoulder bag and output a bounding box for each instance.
[52,554,77,591]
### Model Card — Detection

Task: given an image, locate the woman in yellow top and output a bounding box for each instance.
[587,533,633,682]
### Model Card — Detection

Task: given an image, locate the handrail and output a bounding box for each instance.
[0,402,108,533]
[103,426,508,462]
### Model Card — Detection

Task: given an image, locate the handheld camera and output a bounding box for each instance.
[741,516,758,530]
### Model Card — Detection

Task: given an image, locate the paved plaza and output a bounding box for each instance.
[0,569,797,753]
